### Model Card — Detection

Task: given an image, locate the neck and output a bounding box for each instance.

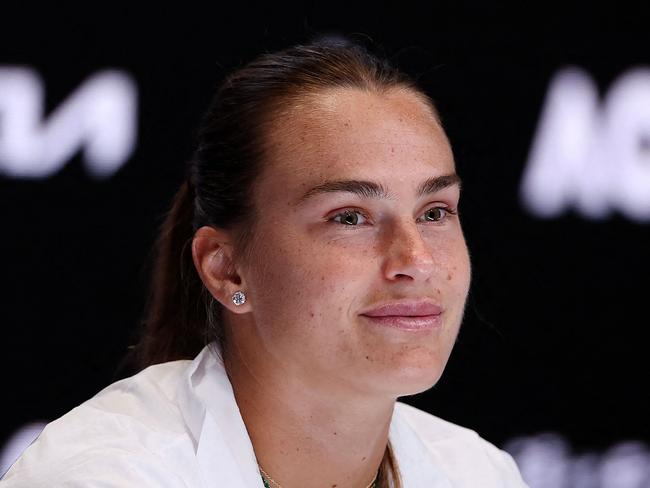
[223,335,395,488]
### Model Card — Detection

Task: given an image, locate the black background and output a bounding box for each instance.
[2,2,649,456]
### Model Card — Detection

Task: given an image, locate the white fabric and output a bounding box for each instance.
[1,343,529,487]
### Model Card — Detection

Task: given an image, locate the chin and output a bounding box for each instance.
[374,358,448,397]
[397,367,445,396]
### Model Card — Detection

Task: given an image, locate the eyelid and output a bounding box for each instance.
[327,204,458,227]
[327,208,371,226]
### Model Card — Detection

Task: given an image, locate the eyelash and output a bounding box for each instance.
[327,206,458,229]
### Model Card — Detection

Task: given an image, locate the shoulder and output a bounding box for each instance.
[1,360,201,487]
[394,401,528,487]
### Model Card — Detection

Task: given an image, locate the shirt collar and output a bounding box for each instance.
[389,404,453,487]
[177,342,451,487]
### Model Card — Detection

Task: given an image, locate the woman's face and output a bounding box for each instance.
[237,87,471,398]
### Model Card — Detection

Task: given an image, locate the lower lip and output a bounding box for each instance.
[360,314,442,331]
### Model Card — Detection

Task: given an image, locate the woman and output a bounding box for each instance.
[1,37,528,487]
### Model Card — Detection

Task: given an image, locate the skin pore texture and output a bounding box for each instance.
[192,87,472,488]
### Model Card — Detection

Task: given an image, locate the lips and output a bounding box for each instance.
[361,300,443,317]
[360,300,443,331]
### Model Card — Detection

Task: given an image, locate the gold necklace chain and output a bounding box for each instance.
[258,464,378,488]
[258,465,282,488]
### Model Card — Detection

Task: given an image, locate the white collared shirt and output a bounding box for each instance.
[1,343,529,487]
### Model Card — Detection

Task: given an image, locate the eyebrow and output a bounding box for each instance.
[293,173,462,207]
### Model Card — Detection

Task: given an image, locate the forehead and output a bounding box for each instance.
[257,87,455,203]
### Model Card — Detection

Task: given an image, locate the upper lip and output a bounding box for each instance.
[360,299,443,317]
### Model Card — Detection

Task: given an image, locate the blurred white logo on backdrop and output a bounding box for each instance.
[504,432,650,488]
[0,67,137,179]
[520,66,650,223]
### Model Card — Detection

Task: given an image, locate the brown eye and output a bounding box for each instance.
[331,209,368,226]
[341,210,359,225]
[424,207,445,221]
[421,207,456,223]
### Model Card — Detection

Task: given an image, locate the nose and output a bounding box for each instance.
[382,219,436,282]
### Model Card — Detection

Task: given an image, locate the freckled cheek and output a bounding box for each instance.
[432,238,471,289]
[445,245,472,298]
[258,245,355,302]
[292,251,365,320]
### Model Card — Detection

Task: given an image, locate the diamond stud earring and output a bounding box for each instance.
[231,290,246,306]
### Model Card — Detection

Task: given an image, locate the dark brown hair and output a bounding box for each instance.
[127,35,443,488]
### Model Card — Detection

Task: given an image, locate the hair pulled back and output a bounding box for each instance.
[126,35,441,488]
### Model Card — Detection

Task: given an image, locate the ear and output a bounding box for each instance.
[191,225,251,314]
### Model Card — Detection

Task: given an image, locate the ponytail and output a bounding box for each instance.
[119,178,217,375]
